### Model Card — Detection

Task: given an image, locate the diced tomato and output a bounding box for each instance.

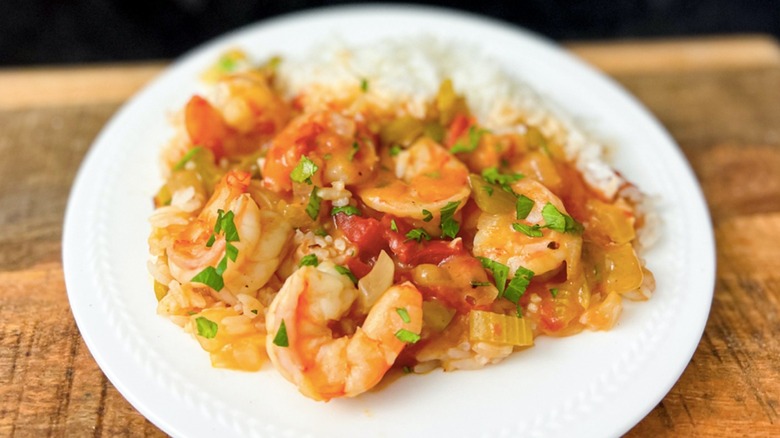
[444,113,474,148]
[537,298,567,332]
[334,214,387,257]
[346,257,373,279]
[184,95,229,160]
[379,216,467,265]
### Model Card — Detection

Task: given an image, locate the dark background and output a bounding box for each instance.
[1,0,776,66]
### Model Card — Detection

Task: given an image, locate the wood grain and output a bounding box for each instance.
[1,36,779,437]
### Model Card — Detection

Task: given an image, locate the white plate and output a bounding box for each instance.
[63,5,715,438]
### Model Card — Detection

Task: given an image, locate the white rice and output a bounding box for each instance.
[277,36,626,200]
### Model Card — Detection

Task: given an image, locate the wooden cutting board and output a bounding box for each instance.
[1,35,778,437]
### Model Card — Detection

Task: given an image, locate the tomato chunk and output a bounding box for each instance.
[334,214,386,257]
[184,95,230,160]
[444,113,474,148]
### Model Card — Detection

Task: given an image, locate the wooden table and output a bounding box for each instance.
[1,35,779,437]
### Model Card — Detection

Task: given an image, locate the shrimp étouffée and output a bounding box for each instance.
[266,263,423,401]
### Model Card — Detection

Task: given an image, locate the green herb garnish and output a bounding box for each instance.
[394,329,421,344]
[477,257,510,298]
[191,209,240,291]
[512,222,543,237]
[389,145,402,157]
[504,266,534,305]
[214,209,240,242]
[299,254,319,267]
[305,186,321,220]
[334,265,358,285]
[390,219,398,232]
[550,287,559,298]
[541,203,582,233]
[515,195,534,220]
[360,78,369,92]
[195,316,218,339]
[396,308,411,323]
[482,167,523,194]
[331,205,362,216]
[470,281,492,287]
[192,266,224,291]
[272,319,289,347]
[482,185,494,196]
[349,142,359,161]
[440,201,461,239]
[405,228,431,243]
[173,147,203,171]
[450,126,488,154]
[290,156,319,184]
[422,209,433,222]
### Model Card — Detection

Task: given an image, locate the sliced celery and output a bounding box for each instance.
[468,310,534,346]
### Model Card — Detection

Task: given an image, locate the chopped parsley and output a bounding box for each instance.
[389,145,402,157]
[394,329,421,344]
[191,263,223,291]
[290,156,319,184]
[450,126,488,154]
[331,205,362,216]
[504,266,534,305]
[191,209,240,291]
[515,195,534,219]
[470,281,492,287]
[360,78,369,92]
[313,228,328,237]
[481,167,523,194]
[541,203,582,233]
[439,201,461,239]
[195,316,218,339]
[272,319,289,347]
[390,219,398,232]
[251,309,259,315]
[482,185,494,196]
[396,308,411,323]
[422,209,433,222]
[349,142,359,161]
[334,265,358,285]
[299,254,319,267]
[214,209,240,242]
[224,242,238,262]
[402,366,412,374]
[477,257,510,298]
[305,186,321,220]
[550,287,559,298]
[512,222,543,237]
[173,147,202,171]
[405,228,431,243]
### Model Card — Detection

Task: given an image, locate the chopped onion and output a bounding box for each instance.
[422,300,456,332]
[356,250,394,313]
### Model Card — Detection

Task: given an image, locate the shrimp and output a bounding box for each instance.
[210,71,291,136]
[168,170,294,296]
[473,178,582,278]
[357,137,471,220]
[266,263,423,401]
[262,110,379,192]
[182,72,290,162]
